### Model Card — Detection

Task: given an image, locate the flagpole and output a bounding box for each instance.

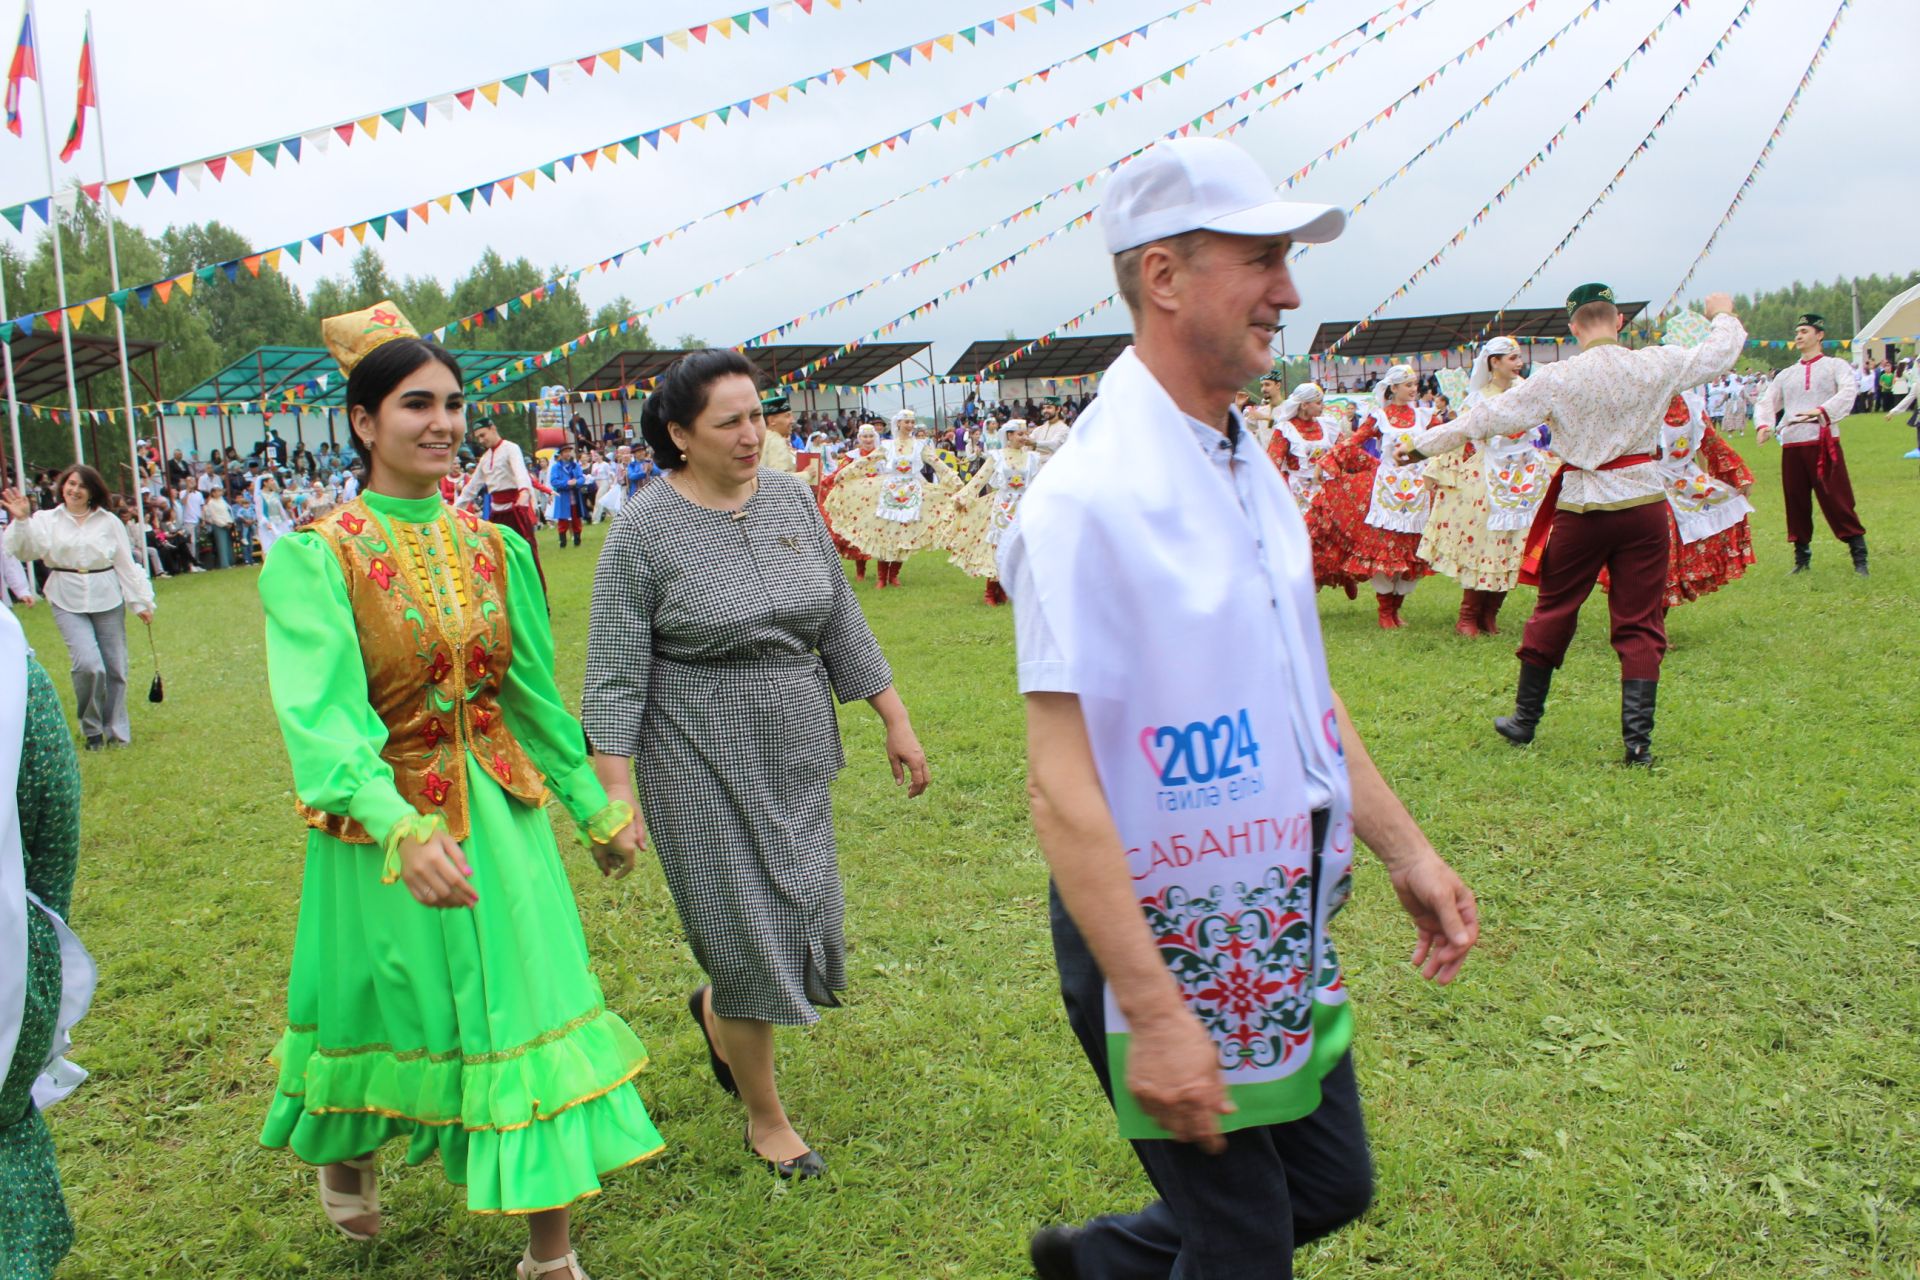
[0,266,25,491]
[24,0,81,462]
[81,10,144,543]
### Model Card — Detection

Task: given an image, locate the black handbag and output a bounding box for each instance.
[144,619,164,703]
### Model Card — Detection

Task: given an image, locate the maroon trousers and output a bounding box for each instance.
[488,489,547,592]
[1780,441,1866,543]
[1517,500,1670,682]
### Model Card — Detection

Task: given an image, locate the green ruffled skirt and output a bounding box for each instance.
[261,759,664,1213]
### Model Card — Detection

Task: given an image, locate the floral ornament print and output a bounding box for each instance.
[1142,866,1318,1074]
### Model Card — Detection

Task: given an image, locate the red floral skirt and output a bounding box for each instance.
[1307,465,1430,589]
[1601,508,1755,607]
[1665,510,1754,606]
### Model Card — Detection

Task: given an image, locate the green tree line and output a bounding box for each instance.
[1638,271,1917,371]
[2,198,655,476]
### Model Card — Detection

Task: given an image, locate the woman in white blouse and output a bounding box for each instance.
[1,465,156,749]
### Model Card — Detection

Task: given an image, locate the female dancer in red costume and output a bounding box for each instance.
[1602,390,1756,606]
[1306,365,1432,627]
[1667,414,1756,604]
[1265,381,1343,509]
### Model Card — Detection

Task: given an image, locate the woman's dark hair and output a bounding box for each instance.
[343,337,464,471]
[54,464,110,511]
[638,348,759,470]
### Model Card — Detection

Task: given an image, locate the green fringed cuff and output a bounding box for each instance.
[380,812,451,884]
[580,801,634,849]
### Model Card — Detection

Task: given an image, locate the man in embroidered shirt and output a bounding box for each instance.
[1753,314,1868,576]
[1008,137,1477,1280]
[1028,399,1071,456]
[456,420,546,591]
[1402,283,1743,765]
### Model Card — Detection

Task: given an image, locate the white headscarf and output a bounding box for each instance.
[1468,337,1523,396]
[1274,382,1325,422]
[890,408,917,436]
[1374,364,1417,415]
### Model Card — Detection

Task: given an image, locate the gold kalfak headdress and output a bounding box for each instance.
[322,301,419,374]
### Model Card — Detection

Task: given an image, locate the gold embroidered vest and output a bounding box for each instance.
[295,497,549,843]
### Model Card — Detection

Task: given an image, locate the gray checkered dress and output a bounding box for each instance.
[582,470,894,1026]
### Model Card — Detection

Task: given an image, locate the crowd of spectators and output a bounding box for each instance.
[5,390,1111,586]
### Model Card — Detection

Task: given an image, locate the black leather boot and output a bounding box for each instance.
[1790,542,1811,574]
[1621,679,1658,766]
[1494,663,1553,745]
[1847,535,1868,576]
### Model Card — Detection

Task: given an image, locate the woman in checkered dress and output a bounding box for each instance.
[583,350,930,1181]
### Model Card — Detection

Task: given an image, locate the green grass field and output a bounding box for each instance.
[19,416,1920,1279]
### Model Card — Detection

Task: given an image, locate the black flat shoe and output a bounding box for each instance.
[744,1122,826,1180]
[688,986,738,1097]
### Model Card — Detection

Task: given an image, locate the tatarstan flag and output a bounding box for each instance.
[57,23,91,161]
[4,5,35,138]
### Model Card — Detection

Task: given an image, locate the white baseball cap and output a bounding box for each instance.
[1098,138,1345,254]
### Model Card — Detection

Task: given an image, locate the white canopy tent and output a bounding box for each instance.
[1853,280,1920,359]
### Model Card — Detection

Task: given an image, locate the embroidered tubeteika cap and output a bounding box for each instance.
[323,301,420,374]
[1565,282,1616,313]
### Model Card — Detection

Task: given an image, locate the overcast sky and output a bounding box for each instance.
[5,0,1914,400]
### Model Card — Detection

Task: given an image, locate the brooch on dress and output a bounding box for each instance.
[777,533,801,553]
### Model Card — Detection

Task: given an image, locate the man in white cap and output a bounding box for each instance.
[1002,136,1479,1280]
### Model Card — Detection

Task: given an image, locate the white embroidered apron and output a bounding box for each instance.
[875,438,928,524]
[1660,391,1753,544]
[1363,404,1433,533]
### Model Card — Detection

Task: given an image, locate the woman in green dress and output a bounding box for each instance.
[0,609,90,1280]
[258,303,660,1280]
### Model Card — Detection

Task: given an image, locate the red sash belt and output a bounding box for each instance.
[1783,422,1842,483]
[1518,453,1657,587]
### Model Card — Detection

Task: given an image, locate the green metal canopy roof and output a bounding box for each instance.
[165,344,546,409]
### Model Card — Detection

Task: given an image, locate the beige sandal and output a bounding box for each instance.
[517,1250,592,1280]
[316,1155,380,1241]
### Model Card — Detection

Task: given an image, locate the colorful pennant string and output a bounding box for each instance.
[9,331,1882,427]
[8,0,853,225]
[1288,0,1618,242]
[3,0,1224,341]
[1658,0,1850,315]
[1320,0,1712,359]
[962,0,1618,385]
[1471,0,1760,343]
[785,0,1571,387]
[477,0,1426,387]
[756,0,1582,391]
[452,0,1347,386]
